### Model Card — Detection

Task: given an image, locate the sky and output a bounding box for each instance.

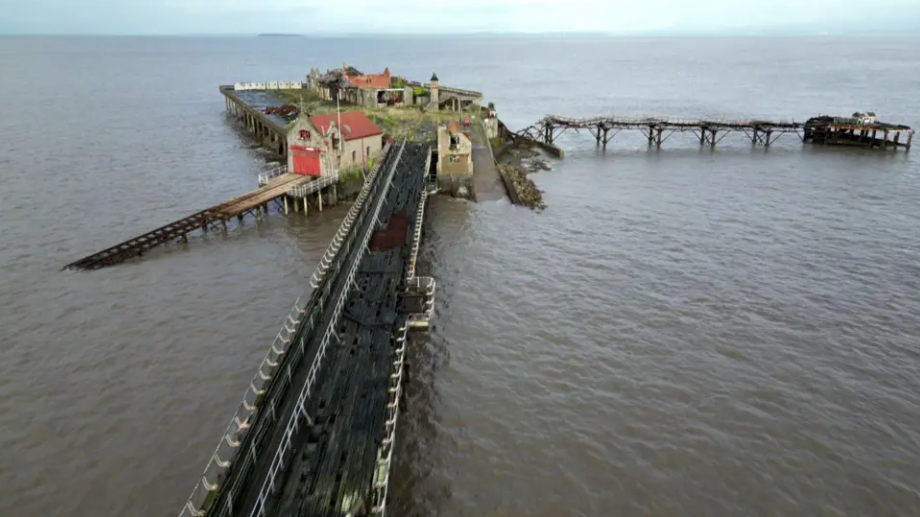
[1,0,919,35]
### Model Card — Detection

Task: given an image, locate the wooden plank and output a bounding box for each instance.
[63,174,318,271]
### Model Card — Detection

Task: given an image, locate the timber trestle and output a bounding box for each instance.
[517,114,913,152]
[520,115,807,150]
[62,173,333,271]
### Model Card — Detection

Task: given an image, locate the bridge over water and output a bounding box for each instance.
[179,139,436,517]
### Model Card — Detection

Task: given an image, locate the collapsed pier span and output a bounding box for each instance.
[517,113,913,151]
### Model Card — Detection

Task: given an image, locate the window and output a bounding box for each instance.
[352,150,356,162]
[299,129,310,140]
[366,146,370,158]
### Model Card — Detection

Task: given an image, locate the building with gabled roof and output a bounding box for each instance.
[286,110,385,175]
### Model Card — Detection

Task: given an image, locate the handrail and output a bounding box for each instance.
[307,142,392,290]
[287,173,339,198]
[178,143,400,517]
[178,297,307,517]
[257,165,287,186]
[370,154,436,516]
[248,139,408,517]
[439,85,484,98]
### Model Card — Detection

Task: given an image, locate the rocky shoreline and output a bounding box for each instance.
[495,140,550,210]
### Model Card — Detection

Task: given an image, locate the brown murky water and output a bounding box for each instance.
[2,36,920,517]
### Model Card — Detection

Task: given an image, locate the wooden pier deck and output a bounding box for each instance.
[518,114,913,151]
[63,173,314,271]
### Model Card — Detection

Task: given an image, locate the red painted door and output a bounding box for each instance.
[291,145,321,176]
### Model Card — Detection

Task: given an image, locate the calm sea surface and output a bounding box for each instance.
[1,35,919,517]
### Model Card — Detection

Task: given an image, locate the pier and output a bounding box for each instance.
[178,140,435,517]
[63,171,339,271]
[518,113,913,151]
[222,84,297,157]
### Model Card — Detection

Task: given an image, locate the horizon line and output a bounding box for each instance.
[2,29,919,38]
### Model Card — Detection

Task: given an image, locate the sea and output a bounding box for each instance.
[1,35,919,517]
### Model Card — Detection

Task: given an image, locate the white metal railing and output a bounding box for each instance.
[286,173,339,198]
[370,321,408,516]
[440,85,484,98]
[178,297,307,517]
[308,143,392,290]
[248,140,407,517]
[368,166,437,516]
[406,276,436,327]
[258,165,287,186]
[405,190,428,280]
[234,81,306,91]
[179,145,397,517]
[370,281,438,515]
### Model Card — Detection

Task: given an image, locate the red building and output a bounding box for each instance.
[286,111,384,176]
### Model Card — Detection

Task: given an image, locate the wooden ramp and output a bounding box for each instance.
[63,173,314,271]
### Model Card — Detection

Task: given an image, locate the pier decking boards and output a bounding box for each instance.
[262,144,427,517]
[274,146,427,517]
[518,114,913,151]
[62,173,314,271]
[179,142,433,517]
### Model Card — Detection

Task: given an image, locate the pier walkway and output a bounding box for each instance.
[63,172,328,271]
[178,140,435,517]
[519,114,913,151]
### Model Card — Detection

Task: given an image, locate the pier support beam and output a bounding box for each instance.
[317,191,323,212]
[284,196,289,215]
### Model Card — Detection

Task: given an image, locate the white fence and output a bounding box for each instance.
[257,165,287,186]
[234,81,305,91]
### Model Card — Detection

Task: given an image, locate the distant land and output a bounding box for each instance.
[257,33,302,37]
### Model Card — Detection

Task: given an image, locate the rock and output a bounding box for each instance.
[499,164,545,210]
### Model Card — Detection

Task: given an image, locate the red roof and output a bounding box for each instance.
[309,111,382,141]
[345,67,391,90]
